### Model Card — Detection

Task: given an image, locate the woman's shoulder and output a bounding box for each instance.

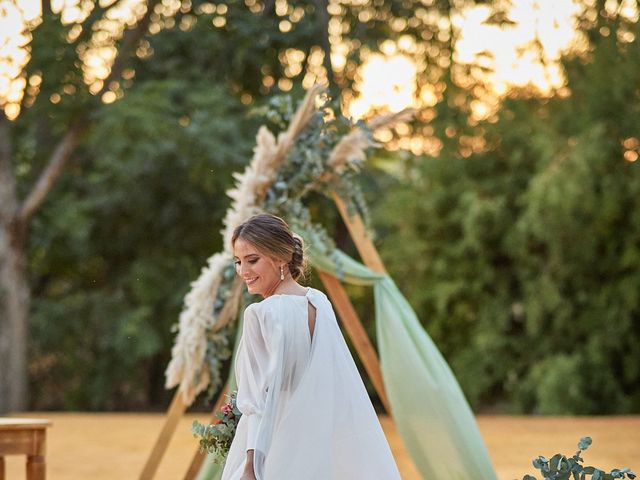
[242,293,304,336]
[242,295,281,322]
[246,287,319,316]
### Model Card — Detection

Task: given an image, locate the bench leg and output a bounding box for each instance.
[27,455,45,480]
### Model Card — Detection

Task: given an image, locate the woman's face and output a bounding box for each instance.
[233,237,282,297]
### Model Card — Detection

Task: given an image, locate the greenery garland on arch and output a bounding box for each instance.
[165,86,412,405]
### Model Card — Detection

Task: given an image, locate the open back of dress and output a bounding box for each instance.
[221,287,400,480]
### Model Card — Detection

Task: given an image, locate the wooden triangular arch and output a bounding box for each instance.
[139,190,409,480]
[139,85,416,478]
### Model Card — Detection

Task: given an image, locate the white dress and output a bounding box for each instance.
[220,287,401,480]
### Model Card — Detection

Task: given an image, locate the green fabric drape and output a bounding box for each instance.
[198,246,497,480]
[308,246,497,480]
[196,449,224,480]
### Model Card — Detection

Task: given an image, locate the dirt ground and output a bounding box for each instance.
[3,412,639,479]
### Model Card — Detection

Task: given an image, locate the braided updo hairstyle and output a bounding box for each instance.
[231,213,307,280]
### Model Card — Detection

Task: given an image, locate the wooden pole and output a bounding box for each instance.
[318,271,391,413]
[139,392,187,480]
[183,383,231,480]
[331,192,386,274]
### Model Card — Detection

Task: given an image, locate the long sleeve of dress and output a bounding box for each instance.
[234,304,270,451]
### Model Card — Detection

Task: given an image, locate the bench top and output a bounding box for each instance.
[0,418,52,430]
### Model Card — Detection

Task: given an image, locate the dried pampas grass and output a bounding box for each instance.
[328,130,377,174]
[165,251,229,403]
[165,86,409,405]
[165,86,325,406]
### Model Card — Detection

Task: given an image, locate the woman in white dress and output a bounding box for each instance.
[221,213,401,480]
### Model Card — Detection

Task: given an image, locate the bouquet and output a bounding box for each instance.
[192,391,242,464]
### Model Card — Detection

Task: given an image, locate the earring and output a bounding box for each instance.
[280,265,285,281]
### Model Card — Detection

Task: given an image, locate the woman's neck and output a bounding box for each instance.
[264,277,306,298]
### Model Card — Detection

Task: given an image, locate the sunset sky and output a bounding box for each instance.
[349,0,583,118]
[1,0,633,121]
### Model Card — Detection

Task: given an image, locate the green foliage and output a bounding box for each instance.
[192,391,241,464]
[28,80,258,409]
[17,0,640,413]
[370,10,640,414]
[14,0,491,410]
[135,0,469,101]
[521,437,636,480]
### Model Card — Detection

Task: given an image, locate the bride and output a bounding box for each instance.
[221,213,401,480]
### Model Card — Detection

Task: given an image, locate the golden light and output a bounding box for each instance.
[347,0,583,123]
[279,20,292,33]
[454,0,581,92]
[101,90,117,103]
[0,0,610,131]
[623,137,639,162]
[0,2,31,117]
[624,151,639,162]
[278,77,293,91]
[348,53,417,119]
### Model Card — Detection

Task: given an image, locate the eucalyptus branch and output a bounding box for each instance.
[523,437,636,480]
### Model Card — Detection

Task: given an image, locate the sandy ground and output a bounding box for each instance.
[3,412,639,479]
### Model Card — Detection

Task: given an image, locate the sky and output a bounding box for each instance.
[348,0,585,119]
[0,0,603,122]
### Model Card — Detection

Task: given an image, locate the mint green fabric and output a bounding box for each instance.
[307,246,498,480]
[198,247,497,480]
[196,454,223,480]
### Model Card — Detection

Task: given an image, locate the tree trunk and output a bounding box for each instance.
[0,114,29,413]
[314,0,337,95]
[0,218,30,413]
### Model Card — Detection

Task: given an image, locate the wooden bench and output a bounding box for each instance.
[0,418,52,480]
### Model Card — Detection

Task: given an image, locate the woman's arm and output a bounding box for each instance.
[240,449,256,480]
[236,304,268,480]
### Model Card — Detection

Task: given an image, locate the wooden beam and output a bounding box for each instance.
[183,383,231,480]
[331,192,386,274]
[318,271,391,413]
[139,392,187,480]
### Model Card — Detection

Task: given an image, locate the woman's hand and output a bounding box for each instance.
[241,450,256,480]
[240,464,257,480]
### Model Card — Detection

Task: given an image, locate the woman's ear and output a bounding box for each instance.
[266,256,282,270]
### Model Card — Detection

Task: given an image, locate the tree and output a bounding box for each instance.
[0,0,160,412]
[371,1,640,413]
[1,0,500,411]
